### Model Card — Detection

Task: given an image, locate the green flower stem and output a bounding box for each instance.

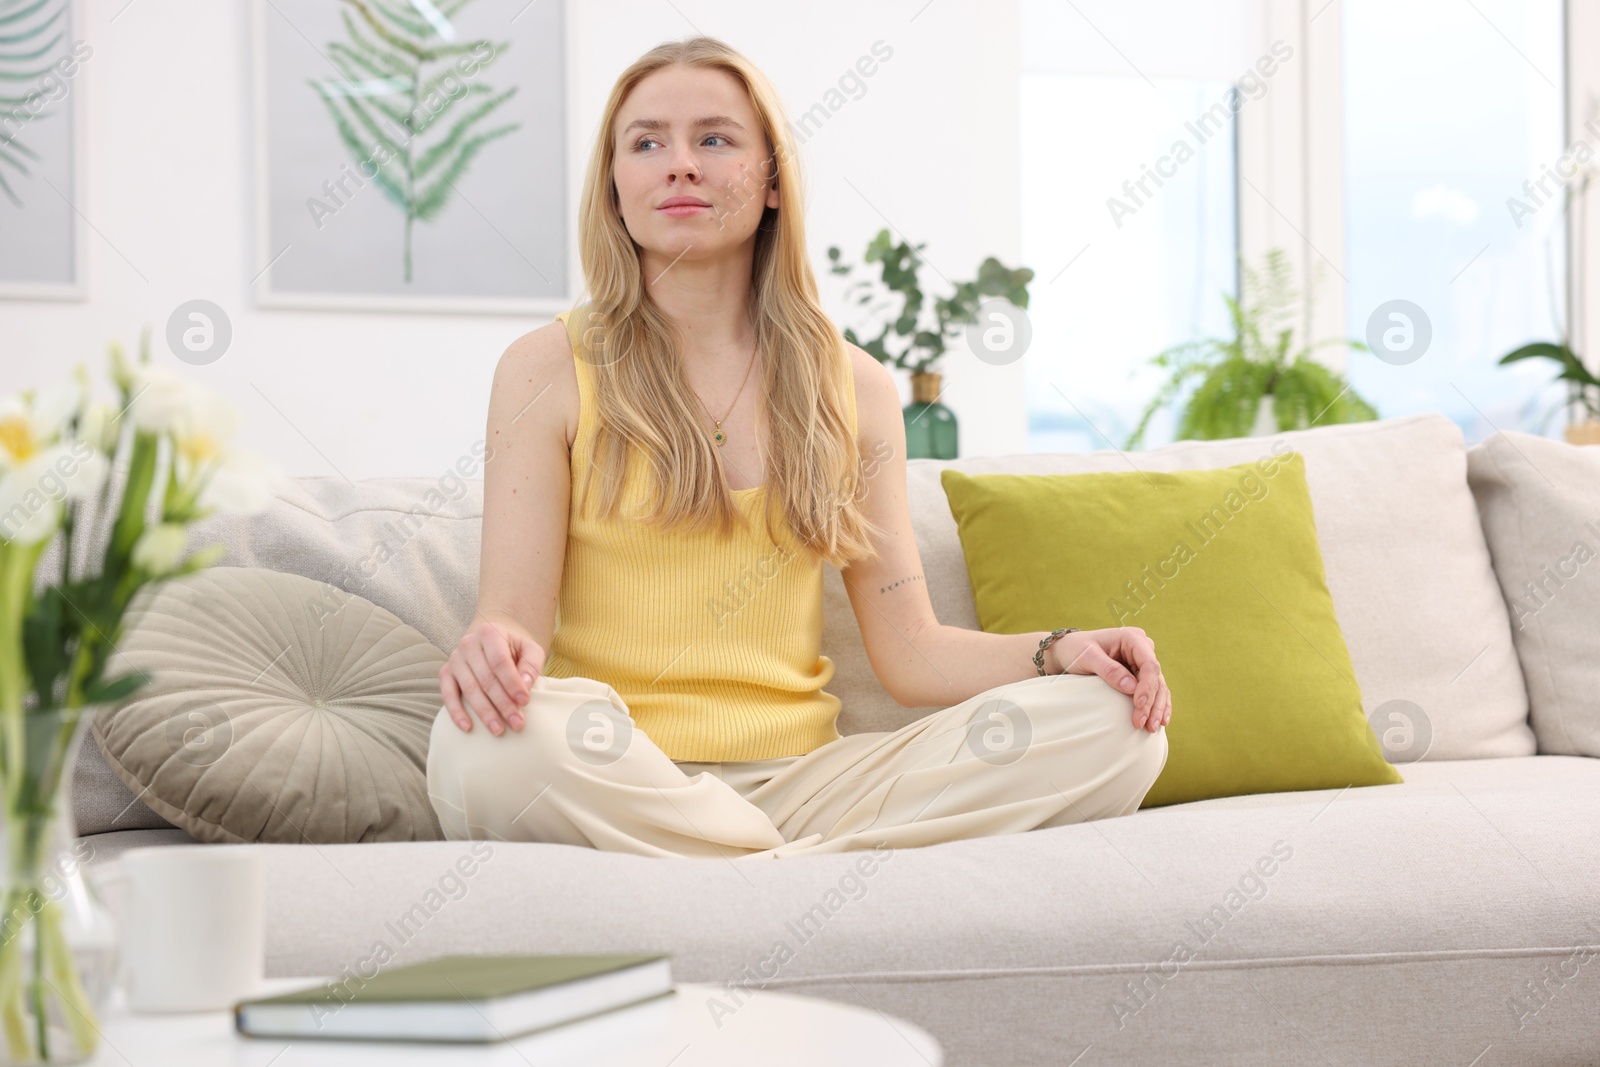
[0,890,28,1052]
[0,890,36,1060]
[6,816,42,1062]
[30,899,45,1058]
[0,538,34,715]
[0,817,102,1062]
[0,571,103,1063]
[38,900,97,1055]
[63,645,92,721]
[108,431,158,564]
[0,544,42,964]
[161,451,205,525]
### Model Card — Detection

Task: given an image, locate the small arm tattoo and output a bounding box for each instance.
[880,574,923,595]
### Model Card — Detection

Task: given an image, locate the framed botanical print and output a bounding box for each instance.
[250,0,570,314]
[0,0,89,302]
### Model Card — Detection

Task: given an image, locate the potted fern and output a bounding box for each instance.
[1123,249,1378,450]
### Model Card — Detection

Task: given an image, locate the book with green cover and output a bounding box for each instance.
[234,954,673,1043]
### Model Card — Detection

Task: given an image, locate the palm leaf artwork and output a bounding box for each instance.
[0,0,69,209]
[311,0,520,282]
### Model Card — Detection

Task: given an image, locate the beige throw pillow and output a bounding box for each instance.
[1467,430,1600,756]
[96,567,447,843]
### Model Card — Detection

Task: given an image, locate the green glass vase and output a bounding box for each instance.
[903,372,958,460]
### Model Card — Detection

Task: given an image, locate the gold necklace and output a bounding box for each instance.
[694,338,759,446]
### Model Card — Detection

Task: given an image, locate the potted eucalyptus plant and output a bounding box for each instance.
[827,229,1033,459]
[1123,249,1378,450]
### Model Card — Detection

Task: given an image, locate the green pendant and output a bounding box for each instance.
[713,429,726,445]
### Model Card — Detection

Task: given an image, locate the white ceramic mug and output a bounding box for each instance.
[114,845,264,1013]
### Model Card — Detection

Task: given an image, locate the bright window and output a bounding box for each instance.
[1017,0,1258,453]
[1021,73,1238,453]
[1343,0,1568,442]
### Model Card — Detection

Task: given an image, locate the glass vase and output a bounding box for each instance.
[904,371,959,460]
[0,708,118,1065]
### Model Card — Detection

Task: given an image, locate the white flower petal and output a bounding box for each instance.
[175,395,241,454]
[32,382,82,433]
[131,522,188,574]
[0,396,35,473]
[79,402,122,456]
[0,472,62,544]
[60,446,109,500]
[15,447,74,506]
[128,367,206,434]
[197,449,282,516]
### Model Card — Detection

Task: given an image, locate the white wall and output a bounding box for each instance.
[1569,1,1600,389]
[0,0,1024,478]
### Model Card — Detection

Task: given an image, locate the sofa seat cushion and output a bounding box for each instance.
[107,755,1598,1066]
[97,567,448,844]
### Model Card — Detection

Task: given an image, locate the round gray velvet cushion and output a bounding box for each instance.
[96,567,447,844]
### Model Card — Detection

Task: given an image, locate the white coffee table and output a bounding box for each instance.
[85,977,943,1065]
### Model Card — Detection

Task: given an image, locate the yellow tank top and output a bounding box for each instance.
[539,305,855,761]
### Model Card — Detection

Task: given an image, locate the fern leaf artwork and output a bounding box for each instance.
[310,0,520,282]
[0,0,69,209]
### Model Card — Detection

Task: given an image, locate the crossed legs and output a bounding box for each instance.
[426,672,1168,859]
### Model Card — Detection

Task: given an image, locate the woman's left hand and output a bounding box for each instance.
[1049,626,1171,732]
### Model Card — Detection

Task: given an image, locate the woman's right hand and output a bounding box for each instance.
[440,619,547,736]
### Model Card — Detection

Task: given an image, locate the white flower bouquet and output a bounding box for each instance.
[0,331,281,1063]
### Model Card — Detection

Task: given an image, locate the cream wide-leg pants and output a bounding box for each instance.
[425,671,1168,860]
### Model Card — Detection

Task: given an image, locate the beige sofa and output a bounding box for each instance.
[72,412,1600,1066]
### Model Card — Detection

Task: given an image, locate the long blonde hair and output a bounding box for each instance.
[572,35,883,570]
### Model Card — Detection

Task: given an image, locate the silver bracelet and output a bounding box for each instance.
[1034,627,1081,676]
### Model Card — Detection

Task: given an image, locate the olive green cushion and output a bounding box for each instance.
[95,567,446,843]
[940,450,1403,807]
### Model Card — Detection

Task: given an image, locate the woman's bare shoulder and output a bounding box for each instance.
[493,319,580,451]
[842,340,898,445]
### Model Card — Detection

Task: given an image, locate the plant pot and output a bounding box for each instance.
[1248,395,1278,438]
[0,708,118,1065]
[1564,420,1600,446]
[904,372,958,460]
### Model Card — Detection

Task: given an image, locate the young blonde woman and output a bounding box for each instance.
[426,36,1171,859]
